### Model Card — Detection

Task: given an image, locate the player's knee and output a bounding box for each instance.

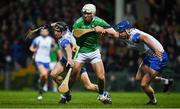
[96,72,105,80]
[98,74,105,80]
[50,71,58,79]
[40,73,48,80]
[140,82,148,88]
[135,76,141,81]
[40,71,48,76]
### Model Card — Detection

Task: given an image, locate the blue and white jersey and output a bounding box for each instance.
[57,29,87,73]
[32,36,54,63]
[123,28,168,72]
[58,29,76,58]
[124,28,164,55]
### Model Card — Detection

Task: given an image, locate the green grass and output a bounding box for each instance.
[0,91,179,108]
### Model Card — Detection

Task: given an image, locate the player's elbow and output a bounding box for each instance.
[140,82,148,88]
[29,46,33,52]
[29,46,36,52]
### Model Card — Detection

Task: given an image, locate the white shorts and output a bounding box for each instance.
[49,62,57,70]
[76,49,102,64]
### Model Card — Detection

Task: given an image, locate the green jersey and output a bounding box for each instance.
[73,16,110,53]
[50,44,60,62]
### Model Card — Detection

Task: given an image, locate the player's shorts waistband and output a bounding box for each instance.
[35,61,50,69]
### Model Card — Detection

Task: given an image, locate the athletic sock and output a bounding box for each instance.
[43,83,48,92]
[143,85,157,103]
[155,77,169,84]
[38,79,46,95]
[98,79,105,94]
[151,97,157,103]
[64,91,70,96]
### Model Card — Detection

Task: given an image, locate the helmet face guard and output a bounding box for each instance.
[54,22,67,32]
[115,20,132,32]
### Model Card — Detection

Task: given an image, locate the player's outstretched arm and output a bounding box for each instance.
[94,26,119,38]
[105,28,119,38]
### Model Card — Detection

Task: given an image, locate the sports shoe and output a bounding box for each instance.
[37,95,43,100]
[163,79,174,92]
[145,100,157,105]
[97,91,112,104]
[59,94,71,104]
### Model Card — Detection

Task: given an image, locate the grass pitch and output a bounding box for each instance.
[0,91,179,108]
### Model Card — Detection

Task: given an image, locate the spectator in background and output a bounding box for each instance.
[11,38,27,69]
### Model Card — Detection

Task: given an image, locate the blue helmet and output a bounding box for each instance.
[115,20,132,32]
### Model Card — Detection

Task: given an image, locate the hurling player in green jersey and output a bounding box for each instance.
[68,4,118,104]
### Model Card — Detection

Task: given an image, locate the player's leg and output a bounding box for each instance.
[69,61,83,88]
[51,80,58,92]
[140,64,158,105]
[153,76,174,92]
[50,61,64,86]
[80,67,98,92]
[36,63,49,100]
[90,49,111,104]
[91,61,111,104]
[43,82,48,92]
[135,62,144,81]
[145,52,173,92]
[67,52,86,90]
[59,61,84,104]
[135,62,157,103]
[50,58,73,104]
[92,61,105,94]
[49,62,58,92]
[153,76,168,84]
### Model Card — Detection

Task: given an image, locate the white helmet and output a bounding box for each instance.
[81,4,96,13]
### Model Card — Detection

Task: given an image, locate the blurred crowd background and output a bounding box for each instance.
[0,0,179,91]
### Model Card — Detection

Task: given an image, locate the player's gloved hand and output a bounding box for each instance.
[155,49,163,61]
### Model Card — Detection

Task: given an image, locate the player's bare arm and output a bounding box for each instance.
[94,26,105,33]
[140,35,163,60]
[29,45,37,52]
[105,28,119,38]
[94,26,119,38]
[51,39,57,52]
[65,44,74,67]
